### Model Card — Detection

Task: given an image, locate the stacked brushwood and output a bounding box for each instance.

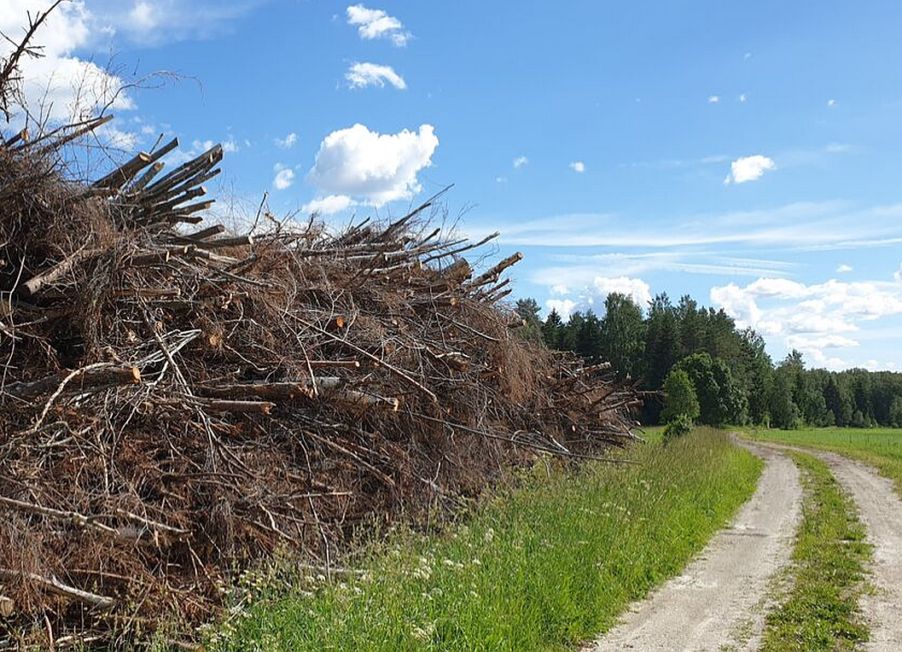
[0,30,639,652]
[0,128,641,647]
[0,138,641,646]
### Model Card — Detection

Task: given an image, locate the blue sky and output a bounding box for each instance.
[4,0,902,370]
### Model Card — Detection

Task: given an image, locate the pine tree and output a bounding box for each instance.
[514,298,543,343]
[542,309,564,349]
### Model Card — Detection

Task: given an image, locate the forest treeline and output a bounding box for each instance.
[516,293,902,429]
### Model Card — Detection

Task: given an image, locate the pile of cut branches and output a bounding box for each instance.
[0,8,640,649]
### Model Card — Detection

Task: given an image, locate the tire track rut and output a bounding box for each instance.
[588,442,802,651]
[803,450,902,651]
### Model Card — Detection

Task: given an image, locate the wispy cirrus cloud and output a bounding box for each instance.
[531,253,797,287]
[274,132,298,149]
[470,201,902,251]
[94,0,262,46]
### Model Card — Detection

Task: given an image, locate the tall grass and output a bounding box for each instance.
[762,452,872,651]
[745,427,902,497]
[206,429,761,651]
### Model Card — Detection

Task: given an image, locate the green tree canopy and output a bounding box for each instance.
[674,353,744,426]
[531,292,902,428]
[661,368,700,423]
[598,293,646,380]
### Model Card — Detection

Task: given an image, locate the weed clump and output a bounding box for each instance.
[663,415,694,443]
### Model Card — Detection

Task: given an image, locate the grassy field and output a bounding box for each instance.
[744,426,902,497]
[637,424,665,444]
[205,429,761,651]
[762,452,872,651]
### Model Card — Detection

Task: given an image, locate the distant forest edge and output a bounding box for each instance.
[515,293,902,429]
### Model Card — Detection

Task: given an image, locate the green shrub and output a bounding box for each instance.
[663,414,693,443]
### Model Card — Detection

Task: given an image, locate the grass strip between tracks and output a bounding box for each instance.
[762,451,872,651]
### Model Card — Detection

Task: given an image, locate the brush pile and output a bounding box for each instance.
[0,16,639,652]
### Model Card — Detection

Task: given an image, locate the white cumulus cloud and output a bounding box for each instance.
[273,164,295,190]
[513,155,529,169]
[785,334,859,351]
[302,195,355,215]
[837,264,853,273]
[569,161,586,173]
[540,276,651,318]
[708,95,720,104]
[345,62,406,90]
[588,276,652,309]
[307,123,438,206]
[724,155,776,184]
[97,123,139,150]
[711,273,902,369]
[0,1,134,123]
[545,299,578,318]
[346,4,410,46]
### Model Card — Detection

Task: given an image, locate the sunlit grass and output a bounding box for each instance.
[206,429,761,651]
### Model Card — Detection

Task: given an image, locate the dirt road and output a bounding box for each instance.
[811,451,902,651]
[588,442,802,651]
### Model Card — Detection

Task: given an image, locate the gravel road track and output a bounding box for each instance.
[588,441,802,651]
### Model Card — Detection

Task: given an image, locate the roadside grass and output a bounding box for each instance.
[745,427,902,497]
[762,452,872,651]
[638,424,665,444]
[205,429,761,651]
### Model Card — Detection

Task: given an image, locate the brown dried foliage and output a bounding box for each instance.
[0,10,640,649]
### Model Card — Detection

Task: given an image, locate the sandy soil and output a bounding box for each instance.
[587,442,802,651]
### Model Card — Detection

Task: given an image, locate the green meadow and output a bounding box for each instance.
[744,427,902,497]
